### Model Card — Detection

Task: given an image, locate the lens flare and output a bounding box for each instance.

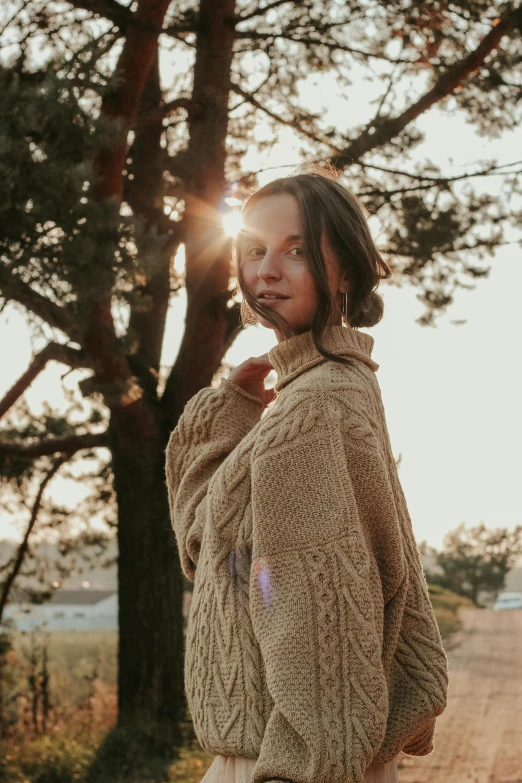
[223,211,243,237]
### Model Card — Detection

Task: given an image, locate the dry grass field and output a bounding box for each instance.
[0,588,475,782]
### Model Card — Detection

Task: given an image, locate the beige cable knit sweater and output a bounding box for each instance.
[165,325,448,783]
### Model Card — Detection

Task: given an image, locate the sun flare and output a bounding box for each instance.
[223,211,243,237]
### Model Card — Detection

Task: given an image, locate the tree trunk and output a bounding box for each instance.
[109,401,185,741]
[161,0,240,429]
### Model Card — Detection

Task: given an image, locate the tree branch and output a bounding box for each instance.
[91,0,173,202]
[230,83,339,150]
[66,0,133,28]
[0,0,32,39]
[80,0,173,406]
[359,159,522,181]
[126,55,181,380]
[162,0,239,427]
[235,30,412,63]
[357,160,522,197]
[0,432,108,458]
[66,1,197,41]
[136,97,200,129]
[330,5,522,169]
[0,457,65,624]
[0,343,90,420]
[237,0,294,23]
[0,266,80,342]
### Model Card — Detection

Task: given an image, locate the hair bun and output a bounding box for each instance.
[351,291,384,328]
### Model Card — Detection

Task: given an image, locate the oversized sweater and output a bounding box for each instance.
[165,324,448,783]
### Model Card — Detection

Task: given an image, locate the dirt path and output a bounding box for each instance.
[398,608,522,783]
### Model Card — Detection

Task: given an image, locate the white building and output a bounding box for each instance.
[4,589,118,631]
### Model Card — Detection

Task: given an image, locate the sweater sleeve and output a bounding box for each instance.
[248,394,389,783]
[165,377,266,581]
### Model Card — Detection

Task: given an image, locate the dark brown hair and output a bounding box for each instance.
[234,165,392,366]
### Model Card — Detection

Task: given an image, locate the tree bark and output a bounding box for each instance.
[109,50,186,738]
[127,54,179,379]
[109,401,185,737]
[162,0,240,428]
[77,0,186,741]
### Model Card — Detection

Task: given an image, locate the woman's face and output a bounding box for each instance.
[239,193,348,342]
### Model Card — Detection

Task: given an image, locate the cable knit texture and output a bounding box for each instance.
[165,325,448,783]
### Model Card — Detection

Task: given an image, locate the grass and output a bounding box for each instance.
[0,628,215,782]
[0,726,215,783]
[428,583,475,638]
[9,630,118,730]
[1,731,99,783]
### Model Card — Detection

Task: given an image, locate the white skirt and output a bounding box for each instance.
[201,753,399,783]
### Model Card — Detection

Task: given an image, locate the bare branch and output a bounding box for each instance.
[230,83,339,151]
[0,343,90,420]
[0,0,33,38]
[235,30,412,64]
[359,159,522,181]
[0,432,108,459]
[237,0,294,23]
[66,0,196,40]
[372,58,403,122]
[357,160,522,196]
[0,457,65,624]
[330,5,522,169]
[65,0,132,28]
[0,266,80,342]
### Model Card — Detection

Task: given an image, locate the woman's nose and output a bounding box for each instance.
[257,249,282,279]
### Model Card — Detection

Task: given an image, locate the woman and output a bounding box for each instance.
[165,168,449,783]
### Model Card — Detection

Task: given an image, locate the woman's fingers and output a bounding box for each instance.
[263,387,277,404]
[231,356,273,379]
[226,354,275,403]
[248,355,273,369]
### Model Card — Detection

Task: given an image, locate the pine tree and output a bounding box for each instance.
[1,0,521,744]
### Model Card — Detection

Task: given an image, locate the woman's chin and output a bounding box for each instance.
[259,319,282,335]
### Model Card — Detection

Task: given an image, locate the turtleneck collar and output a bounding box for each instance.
[267,325,379,392]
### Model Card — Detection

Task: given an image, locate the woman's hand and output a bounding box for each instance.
[227,354,276,405]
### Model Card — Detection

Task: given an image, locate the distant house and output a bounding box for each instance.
[4,589,118,632]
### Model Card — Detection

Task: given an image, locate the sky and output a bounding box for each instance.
[4,232,520,550]
[162,241,522,552]
[1,50,521,551]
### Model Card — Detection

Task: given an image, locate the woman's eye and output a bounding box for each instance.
[246,245,265,257]
[288,246,305,257]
